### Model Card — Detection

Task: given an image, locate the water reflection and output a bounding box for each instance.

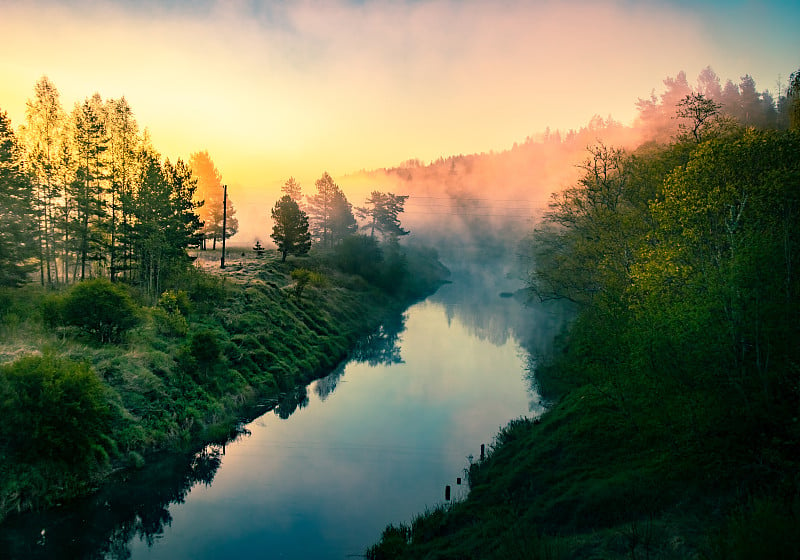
[431,255,573,361]
[0,445,228,560]
[0,261,570,560]
[349,311,406,367]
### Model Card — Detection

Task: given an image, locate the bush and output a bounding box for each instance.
[333,234,383,283]
[61,278,140,343]
[153,306,189,337]
[158,289,191,316]
[0,353,111,466]
[40,292,66,329]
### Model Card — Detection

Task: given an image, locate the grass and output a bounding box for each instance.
[0,248,447,523]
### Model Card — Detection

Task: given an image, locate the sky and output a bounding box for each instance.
[1,0,799,218]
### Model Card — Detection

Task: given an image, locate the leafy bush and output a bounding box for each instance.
[0,353,111,466]
[61,278,140,343]
[158,289,191,316]
[40,292,66,329]
[290,268,326,299]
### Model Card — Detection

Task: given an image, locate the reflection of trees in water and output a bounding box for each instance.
[0,445,226,559]
[274,385,309,419]
[312,311,407,402]
[315,362,345,401]
[433,256,572,349]
[432,252,575,402]
[350,311,406,367]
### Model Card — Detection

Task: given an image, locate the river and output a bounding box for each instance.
[0,262,570,559]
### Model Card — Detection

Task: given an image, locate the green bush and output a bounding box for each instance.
[333,234,383,283]
[153,306,189,337]
[158,289,191,316]
[61,278,140,343]
[0,353,111,466]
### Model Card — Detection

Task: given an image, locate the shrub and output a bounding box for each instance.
[153,306,189,337]
[158,289,191,316]
[40,292,66,329]
[0,353,111,466]
[61,278,140,343]
[290,268,326,299]
[333,234,383,283]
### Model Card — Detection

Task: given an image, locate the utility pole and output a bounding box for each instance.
[220,184,227,269]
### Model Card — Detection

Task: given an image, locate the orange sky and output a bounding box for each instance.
[1,0,798,240]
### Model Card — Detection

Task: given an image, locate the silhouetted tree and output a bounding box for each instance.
[271,194,311,262]
[70,93,109,281]
[307,172,355,248]
[189,150,237,249]
[357,191,410,239]
[0,110,37,286]
[676,93,722,142]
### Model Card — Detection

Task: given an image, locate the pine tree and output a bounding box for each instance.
[271,195,311,262]
[0,110,37,286]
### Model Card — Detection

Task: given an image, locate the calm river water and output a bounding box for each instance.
[0,265,569,559]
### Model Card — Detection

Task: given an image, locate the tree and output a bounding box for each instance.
[189,150,237,249]
[357,191,410,239]
[21,76,67,286]
[0,110,37,286]
[70,94,109,281]
[282,176,302,201]
[788,68,800,131]
[306,172,356,248]
[676,93,722,142]
[306,172,337,248]
[105,96,140,281]
[271,195,311,262]
[132,151,202,298]
[329,188,357,244]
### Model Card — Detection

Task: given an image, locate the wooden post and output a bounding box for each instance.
[220,184,227,269]
[480,444,485,461]
[445,485,451,501]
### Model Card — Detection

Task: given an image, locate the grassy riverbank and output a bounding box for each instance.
[0,245,448,524]
[367,339,800,560]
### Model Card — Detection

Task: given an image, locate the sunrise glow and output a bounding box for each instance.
[2,0,798,240]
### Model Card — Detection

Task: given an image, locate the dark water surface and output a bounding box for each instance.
[1,271,568,559]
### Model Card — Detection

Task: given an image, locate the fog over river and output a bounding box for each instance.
[1,258,571,559]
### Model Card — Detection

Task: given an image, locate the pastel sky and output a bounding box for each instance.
[1,0,798,193]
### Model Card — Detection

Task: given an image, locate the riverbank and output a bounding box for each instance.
[0,245,449,525]
[367,363,800,559]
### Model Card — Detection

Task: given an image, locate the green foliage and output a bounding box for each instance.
[61,278,140,343]
[0,353,111,466]
[705,496,800,560]
[0,110,37,287]
[154,289,190,336]
[333,234,384,282]
[0,241,447,523]
[290,267,326,300]
[271,194,312,262]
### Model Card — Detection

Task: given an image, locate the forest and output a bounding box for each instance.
[366,68,800,558]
